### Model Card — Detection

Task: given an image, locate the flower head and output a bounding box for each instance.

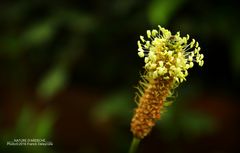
[137,25,204,84]
[131,25,204,139]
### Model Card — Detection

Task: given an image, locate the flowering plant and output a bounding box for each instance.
[129,25,204,153]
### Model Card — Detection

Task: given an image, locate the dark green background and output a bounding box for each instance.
[0,0,239,153]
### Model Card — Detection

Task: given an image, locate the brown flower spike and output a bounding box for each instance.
[130,26,204,139]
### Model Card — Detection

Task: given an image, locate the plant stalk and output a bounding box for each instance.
[128,137,141,153]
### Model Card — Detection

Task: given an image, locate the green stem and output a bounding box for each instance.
[128,137,141,153]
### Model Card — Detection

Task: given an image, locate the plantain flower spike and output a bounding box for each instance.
[131,25,204,139]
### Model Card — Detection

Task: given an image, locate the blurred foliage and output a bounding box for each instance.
[148,0,186,25]
[91,90,133,122]
[0,105,56,153]
[37,66,68,99]
[158,103,215,140]
[22,20,56,46]
[230,36,240,77]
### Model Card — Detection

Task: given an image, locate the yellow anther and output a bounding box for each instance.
[145,41,150,49]
[144,57,149,63]
[152,29,158,37]
[159,61,164,67]
[138,51,144,58]
[190,39,195,48]
[140,36,145,42]
[189,56,193,62]
[147,30,151,38]
[189,62,194,68]
[138,41,142,48]
[195,42,199,48]
[150,63,157,69]
[167,51,173,56]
